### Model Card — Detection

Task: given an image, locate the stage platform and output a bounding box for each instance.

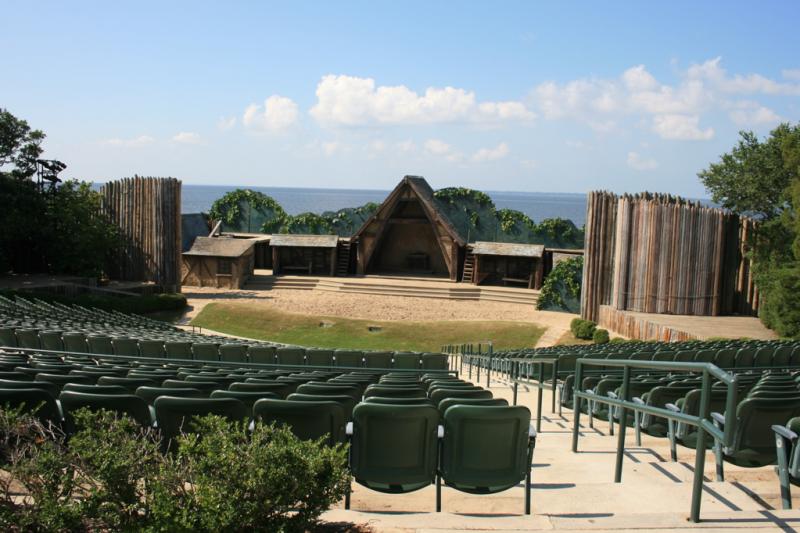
[599,305,777,341]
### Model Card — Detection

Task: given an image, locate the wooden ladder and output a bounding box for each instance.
[336,241,352,276]
[462,253,476,283]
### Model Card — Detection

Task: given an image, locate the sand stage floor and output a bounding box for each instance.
[322,377,800,532]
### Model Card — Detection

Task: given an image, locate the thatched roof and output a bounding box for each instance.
[269,234,339,248]
[470,241,544,258]
[183,236,255,258]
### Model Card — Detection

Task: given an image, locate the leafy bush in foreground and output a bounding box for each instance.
[0,407,349,532]
[570,318,597,340]
[592,328,610,344]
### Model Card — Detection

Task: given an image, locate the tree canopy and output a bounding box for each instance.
[0,108,45,180]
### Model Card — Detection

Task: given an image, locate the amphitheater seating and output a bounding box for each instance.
[153,396,248,451]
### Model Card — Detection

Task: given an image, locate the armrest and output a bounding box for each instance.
[529,425,537,439]
[346,421,353,436]
[632,397,645,405]
[437,424,444,438]
[607,391,618,399]
[665,403,680,413]
[773,424,799,442]
[710,412,725,426]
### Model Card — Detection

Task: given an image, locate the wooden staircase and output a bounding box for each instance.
[462,253,475,283]
[336,241,352,277]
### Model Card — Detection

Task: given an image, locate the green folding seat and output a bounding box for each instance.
[62,383,129,395]
[39,331,64,352]
[164,341,193,360]
[364,385,427,399]
[788,346,800,367]
[59,391,152,430]
[276,347,305,367]
[652,351,675,362]
[393,353,421,370]
[421,354,449,370]
[229,381,292,398]
[184,375,238,389]
[34,373,92,392]
[334,350,363,368]
[296,382,361,401]
[210,389,279,415]
[219,343,247,363]
[0,379,60,397]
[693,350,716,363]
[274,375,311,393]
[0,326,17,348]
[248,345,276,365]
[15,328,41,349]
[438,405,535,514]
[672,350,695,362]
[135,386,205,405]
[772,417,800,509]
[305,349,333,368]
[430,388,493,406]
[62,332,87,353]
[773,346,793,368]
[97,376,159,393]
[345,403,439,509]
[712,397,800,480]
[154,396,248,451]
[364,396,436,406]
[288,393,357,420]
[734,347,756,368]
[437,397,509,413]
[112,337,140,357]
[753,347,775,368]
[253,398,346,445]
[192,342,220,362]
[364,351,393,369]
[85,334,112,355]
[0,388,61,424]
[138,339,165,358]
[715,349,736,368]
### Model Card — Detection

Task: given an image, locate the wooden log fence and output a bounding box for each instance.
[581,191,758,323]
[100,176,182,291]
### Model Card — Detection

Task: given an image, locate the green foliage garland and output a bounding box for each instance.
[537,256,583,313]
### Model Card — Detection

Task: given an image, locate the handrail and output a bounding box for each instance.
[0,346,459,376]
[571,357,737,523]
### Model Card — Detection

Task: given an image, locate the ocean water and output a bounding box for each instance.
[181,185,588,226]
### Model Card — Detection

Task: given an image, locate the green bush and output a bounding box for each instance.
[537,257,583,313]
[570,318,597,340]
[592,328,610,344]
[757,263,800,339]
[0,408,349,532]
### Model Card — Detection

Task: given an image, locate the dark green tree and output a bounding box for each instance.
[0,108,45,180]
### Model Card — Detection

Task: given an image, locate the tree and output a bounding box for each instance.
[698,123,800,338]
[0,108,45,180]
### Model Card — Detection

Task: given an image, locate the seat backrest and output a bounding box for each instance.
[349,403,439,492]
[39,331,64,351]
[219,343,248,363]
[248,345,276,365]
[287,393,356,420]
[437,397,509,413]
[97,376,159,393]
[364,386,427,399]
[305,349,333,368]
[87,335,113,355]
[16,328,41,349]
[138,340,165,358]
[210,389,279,415]
[421,354,449,370]
[161,379,219,393]
[441,405,531,491]
[772,345,793,367]
[253,398,345,445]
[62,383,129,395]
[276,347,305,367]
[693,350,715,363]
[296,383,361,401]
[334,350,364,368]
[192,343,220,362]
[112,337,140,357]
[430,388,492,405]
[0,379,60,397]
[734,347,756,368]
[0,326,18,347]
[0,388,61,424]
[715,349,736,369]
[135,386,205,404]
[752,347,774,368]
[732,398,800,457]
[230,381,292,398]
[364,352,393,369]
[393,354,421,370]
[153,396,248,449]
[363,396,436,406]
[59,391,152,429]
[164,341,193,360]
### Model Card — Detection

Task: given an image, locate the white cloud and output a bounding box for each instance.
[471,142,510,162]
[395,140,416,152]
[728,101,782,126]
[652,114,714,140]
[310,74,534,126]
[687,57,800,96]
[627,151,658,171]
[424,139,462,162]
[217,116,236,131]
[782,69,800,81]
[172,132,202,145]
[102,135,155,147]
[243,95,299,132]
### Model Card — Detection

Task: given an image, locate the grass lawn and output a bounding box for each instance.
[191,302,545,352]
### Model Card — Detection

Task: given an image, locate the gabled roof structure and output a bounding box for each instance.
[182,236,255,258]
[269,234,339,248]
[352,176,466,280]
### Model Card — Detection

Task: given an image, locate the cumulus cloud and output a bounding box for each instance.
[424,139,462,162]
[243,95,299,132]
[782,69,800,81]
[310,74,535,126]
[627,151,658,171]
[728,101,782,126]
[471,142,510,162]
[687,57,800,95]
[102,135,155,147]
[395,139,416,153]
[217,116,236,131]
[652,114,714,140]
[172,132,202,145]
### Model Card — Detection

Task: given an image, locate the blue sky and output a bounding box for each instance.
[2,1,799,197]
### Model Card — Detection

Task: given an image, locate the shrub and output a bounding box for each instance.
[538,257,583,313]
[609,337,628,344]
[592,328,610,344]
[757,263,800,339]
[0,408,350,532]
[570,318,597,340]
